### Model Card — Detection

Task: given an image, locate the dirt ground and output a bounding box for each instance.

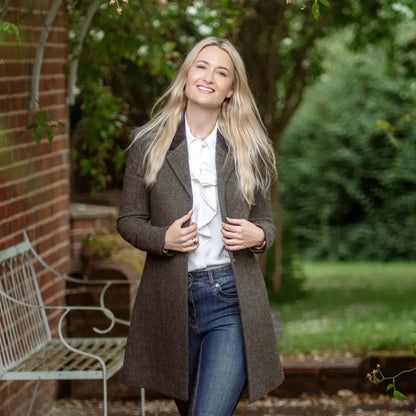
[39,392,416,416]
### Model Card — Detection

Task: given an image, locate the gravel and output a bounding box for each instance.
[38,392,416,416]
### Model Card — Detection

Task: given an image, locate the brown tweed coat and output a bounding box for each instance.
[117,121,284,403]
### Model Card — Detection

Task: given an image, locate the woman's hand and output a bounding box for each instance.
[164,210,199,253]
[221,217,265,251]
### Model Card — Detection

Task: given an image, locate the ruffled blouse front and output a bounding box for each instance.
[186,120,230,271]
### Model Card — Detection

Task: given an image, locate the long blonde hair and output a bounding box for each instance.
[133,37,276,205]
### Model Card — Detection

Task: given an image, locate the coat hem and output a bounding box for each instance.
[121,376,188,402]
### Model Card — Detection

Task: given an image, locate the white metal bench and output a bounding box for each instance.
[0,231,145,416]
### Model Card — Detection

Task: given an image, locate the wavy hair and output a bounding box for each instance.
[132,37,276,205]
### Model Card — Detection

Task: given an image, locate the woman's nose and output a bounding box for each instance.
[203,70,214,83]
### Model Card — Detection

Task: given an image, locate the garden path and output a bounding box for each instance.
[37,393,416,416]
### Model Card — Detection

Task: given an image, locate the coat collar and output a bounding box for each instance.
[169,118,229,153]
[166,118,235,207]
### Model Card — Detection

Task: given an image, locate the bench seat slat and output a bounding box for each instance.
[1,338,126,380]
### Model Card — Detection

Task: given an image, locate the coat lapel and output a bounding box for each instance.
[216,131,235,220]
[166,121,192,198]
[166,122,235,212]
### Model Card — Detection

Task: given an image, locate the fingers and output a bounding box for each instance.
[164,210,199,252]
[167,226,199,252]
[221,217,243,237]
[225,217,243,226]
[180,230,199,252]
[222,218,264,251]
[221,218,243,250]
[175,209,194,227]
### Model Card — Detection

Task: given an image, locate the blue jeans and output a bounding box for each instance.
[175,265,247,416]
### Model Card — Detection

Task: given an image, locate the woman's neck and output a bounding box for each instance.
[185,107,219,140]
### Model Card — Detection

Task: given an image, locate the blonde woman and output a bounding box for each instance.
[117,37,284,415]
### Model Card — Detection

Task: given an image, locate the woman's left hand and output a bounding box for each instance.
[221,217,265,251]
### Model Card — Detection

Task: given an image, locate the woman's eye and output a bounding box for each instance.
[196,64,206,69]
[218,71,227,77]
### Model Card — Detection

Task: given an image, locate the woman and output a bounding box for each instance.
[117,37,284,415]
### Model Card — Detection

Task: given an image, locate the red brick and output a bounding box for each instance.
[0,95,29,112]
[39,76,66,91]
[0,380,58,416]
[41,278,66,304]
[0,0,70,412]
[0,78,31,95]
[0,62,32,78]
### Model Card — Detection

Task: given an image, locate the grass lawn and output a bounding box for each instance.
[270,261,416,355]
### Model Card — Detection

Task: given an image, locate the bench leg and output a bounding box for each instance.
[103,378,108,416]
[141,388,145,415]
[27,380,40,416]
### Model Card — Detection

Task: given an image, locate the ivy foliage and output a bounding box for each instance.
[311,0,330,20]
[280,30,416,260]
[0,20,20,42]
[68,0,415,197]
[26,110,66,143]
[68,0,240,195]
[0,6,21,63]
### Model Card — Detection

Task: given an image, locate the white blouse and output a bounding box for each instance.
[185,118,230,271]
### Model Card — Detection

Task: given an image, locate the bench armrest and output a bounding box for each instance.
[0,287,117,335]
[26,235,139,326]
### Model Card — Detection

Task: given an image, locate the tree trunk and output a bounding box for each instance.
[234,0,325,294]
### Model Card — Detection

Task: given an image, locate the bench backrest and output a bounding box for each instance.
[0,233,51,374]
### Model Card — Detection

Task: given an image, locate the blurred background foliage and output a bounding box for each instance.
[280,29,416,261]
[68,0,240,194]
[67,0,416,295]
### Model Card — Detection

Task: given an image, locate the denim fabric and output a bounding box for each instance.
[175,265,247,416]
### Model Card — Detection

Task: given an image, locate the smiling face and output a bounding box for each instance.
[185,45,235,113]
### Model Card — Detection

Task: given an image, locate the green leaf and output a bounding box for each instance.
[312,2,320,20]
[319,0,330,6]
[377,120,391,131]
[413,348,416,357]
[386,383,394,392]
[32,130,42,144]
[36,110,48,124]
[0,21,21,43]
[393,390,407,401]
[26,123,38,129]
[80,158,92,175]
[11,24,21,43]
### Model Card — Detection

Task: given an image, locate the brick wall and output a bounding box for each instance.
[0,1,70,415]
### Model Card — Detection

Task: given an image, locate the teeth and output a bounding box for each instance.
[198,86,214,93]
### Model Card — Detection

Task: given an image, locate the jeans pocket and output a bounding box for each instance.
[214,278,239,303]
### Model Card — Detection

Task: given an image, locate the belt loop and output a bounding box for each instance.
[207,269,214,286]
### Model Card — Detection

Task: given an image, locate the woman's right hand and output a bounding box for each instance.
[163,210,199,253]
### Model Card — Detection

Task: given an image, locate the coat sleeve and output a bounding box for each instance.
[248,186,276,254]
[117,139,170,256]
